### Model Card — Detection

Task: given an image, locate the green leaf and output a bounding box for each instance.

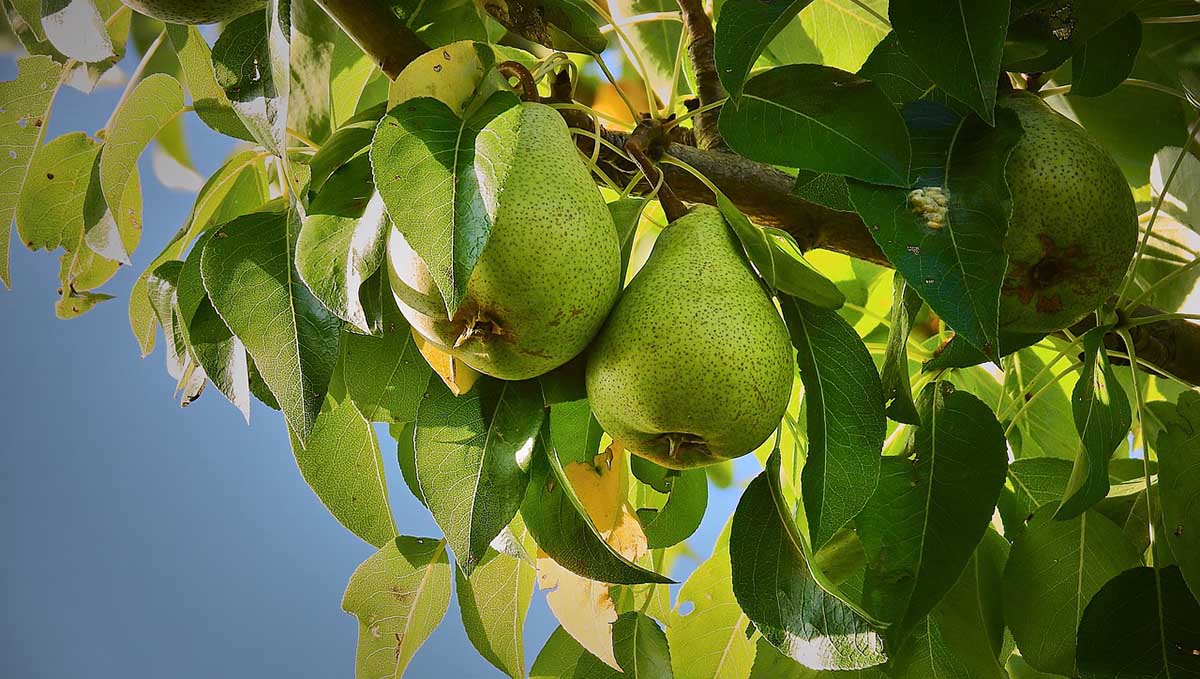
[456,515,536,679]
[39,0,114,63]
[731,450,886,671]
[719,192,845,309]
[146,260,189,380]
[371,91,521,315]
[879,273,923,424]
[849,102,1022,355]
[608,196,645,283]
[547,398,605,466]
[15,132,99,252]
[296,155,389,333]
[1075,565,1200,679]
[1001,347,1078,460]
[921,330,1044,371]
[750,636,886,678]
[891,529,1009,679]
[96,72,185,264]
[760,0,891,74]
[307,106,380,195]
[612,611,672,679]
[792,170,854,213]
[1002,504,1141,676]
[780,296,885,549]
[165,24,253,141]
[856,380,1009,645]
[998,456,1072,539]
[1057,327,1132,519]
[414,374,542,575]
[609,0,683,103]
[200,206,341,443]
[392,0,498,48]
[1070,12,1142,98]
[636,467,707,550]
[341,536,452,679]
[1,55,62,288]
[667,522,756,679]
[889,0,1009,123]
[482,0,606,53]
[858,32,938,108]
[289,395,397,548]
[129,148,268,356]
[1156,391,1200,602]
[720,64,910,186]
[211,11,284,153]
[521,433,671,586]
[342,294,431,425]
[176,230,251,422]
[286,0,338,146]
[532,626,623,679]
[714,0,813,99]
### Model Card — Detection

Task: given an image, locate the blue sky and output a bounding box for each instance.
[0,53,752,677]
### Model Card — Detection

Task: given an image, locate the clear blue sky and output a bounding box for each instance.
[0,53,752,677]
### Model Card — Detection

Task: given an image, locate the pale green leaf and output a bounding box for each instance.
[15,132,99,252]
[714,0,813,98]
[1156,391,1200,601]
[200,206,341,442]
[342,294,430,425]
[1002,347,1078,460]
[165,24,253,141]
[211,11,284,153]
[40,0,114,63]
[878,272,922,424]
[0,55,61,288]
[764,0,890,73]
[341,536,452,678]
[457,516,536,679]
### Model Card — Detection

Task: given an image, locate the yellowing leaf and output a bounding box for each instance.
[412,330,481,396]
[540,445,651,670]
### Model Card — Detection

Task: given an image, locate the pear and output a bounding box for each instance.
[998,91,1137,332]
[388,102,620,381]
[585,205,794,469]
[120,0,264,24]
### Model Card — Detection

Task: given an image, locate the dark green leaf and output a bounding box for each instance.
[371,91,521,315]
[609,196,646,283]
[1002,504,1141,676]
[612,611,672,679]
[548,398,605,467]
[1156,391,1200,602]
[857,32,936,108]
[637,467,707,549]
[341,536,452,678]
[921,330,1044,371]
[177,230,251,422]
[200,207,341,443]
[531,626,623,678]
[0,55,60,287]
[392,0,498,48]
[730,450,886,671]
[713,0,813,98]
[296,154,388,332]
[1076,566,1200,679]
[781,296,884,549]
[889,0,1009,123]
[289,395,397,548]
[856,381,1008,646]
[1057,327,1132,519]
[211,11,284,153]
[520,434,671,586]
[879,272,923,424]
[1070,12,1142,97]
[482,0,606,53]
[792,170,854,213]
[999,456,1072,539]
[414,374,541,575]
[720,193,845,309]
[849,102,1022,355]
[166,24,254,141]
[720,64,910,186]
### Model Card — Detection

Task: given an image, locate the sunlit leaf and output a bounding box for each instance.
[714,0,813,99]
[341,536,452,679]
[457,516,536,679]
[1156,391,1200,601]
[879,273,922,424]
[211,11,284,153]
[612,611,672,679]
[531,626,623,679]
[40,0,114,63]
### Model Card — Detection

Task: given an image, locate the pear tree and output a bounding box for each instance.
[2,0,1200,677]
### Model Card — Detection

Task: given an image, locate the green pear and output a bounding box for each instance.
[998,91,1137,332]
[585,205,794,469]
[388,102,620,381]
[120,0,264,24]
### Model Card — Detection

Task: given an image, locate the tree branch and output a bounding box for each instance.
[676,0,727,150]
[312,0,1200,387]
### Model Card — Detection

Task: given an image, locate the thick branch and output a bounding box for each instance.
[311,0,426,79]
[677,0,727,150]
[313,0,1200,387]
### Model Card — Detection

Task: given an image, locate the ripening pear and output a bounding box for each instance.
[120,0,264,23]
[586,206,794,469]
[998,91,1137,332]
[388,102,620,381]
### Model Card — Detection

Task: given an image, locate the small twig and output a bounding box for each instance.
[625,116,687,221]
[676,0,728,150]
[498,61,539,101]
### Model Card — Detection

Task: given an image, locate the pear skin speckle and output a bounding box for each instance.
[389,103,621,380]
[998,91,1137,332]
[586,205,794,469]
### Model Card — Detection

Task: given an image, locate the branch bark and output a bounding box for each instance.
[676,0,727,150]
[312,0,1200,387]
